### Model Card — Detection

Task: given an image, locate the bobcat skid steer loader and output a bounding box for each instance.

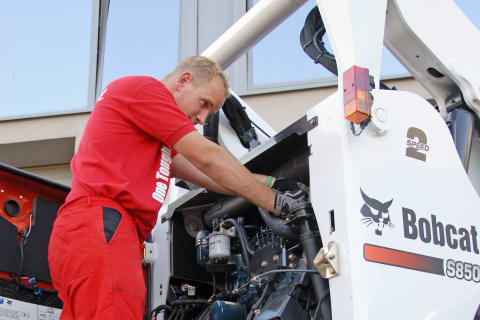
[1,0,479,319]
[150,0,480,319]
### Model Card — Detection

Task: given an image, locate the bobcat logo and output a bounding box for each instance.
[360,188,394,235]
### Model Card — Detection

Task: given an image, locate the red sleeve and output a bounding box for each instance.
[128,82,196,147]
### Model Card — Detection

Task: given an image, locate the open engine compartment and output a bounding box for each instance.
[157,116,333,320]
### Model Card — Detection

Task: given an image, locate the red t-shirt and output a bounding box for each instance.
[67,76,196,241]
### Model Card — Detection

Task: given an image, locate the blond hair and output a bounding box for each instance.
[163,56,229,98]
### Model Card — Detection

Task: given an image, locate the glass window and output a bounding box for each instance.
[101,1,180,89]
[0,1,95,120]
[250,0,334,86]
[249,0,410,88]
[455,0,480,28]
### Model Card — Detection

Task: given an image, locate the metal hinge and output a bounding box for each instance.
[314,241,339,279]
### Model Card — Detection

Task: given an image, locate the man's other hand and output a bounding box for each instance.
[273,190,309,217]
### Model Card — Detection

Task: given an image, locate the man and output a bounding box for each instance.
[48,56,304,319]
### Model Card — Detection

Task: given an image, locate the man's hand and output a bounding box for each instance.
[273,190,309,217]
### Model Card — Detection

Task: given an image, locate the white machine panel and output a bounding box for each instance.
[0,297,61,320]
[307,89,480,319]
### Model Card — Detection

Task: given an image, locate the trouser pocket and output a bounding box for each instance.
[103,207,122,244]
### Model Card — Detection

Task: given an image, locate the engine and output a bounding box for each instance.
[153,193,332,320]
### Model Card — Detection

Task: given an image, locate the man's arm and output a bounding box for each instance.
[172,153,271,195]
[173,131,275,212]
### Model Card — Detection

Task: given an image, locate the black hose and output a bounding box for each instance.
[300,7,337,75]
[223,219,252,279]
[223,219,254,255]
[237,222,255,255]
[313,289,330,320]
[170,299,210,306]
[18,237,25,277]
[166,308,178,320]
[151,305,174,320]
[246,282,271,320]
[175,307,183,320]
[257,208,299,242]
[204,197,255,228]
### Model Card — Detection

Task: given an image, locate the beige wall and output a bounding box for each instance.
[0,77,430,185]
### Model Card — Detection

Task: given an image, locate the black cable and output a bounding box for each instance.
[246,282,271,320]
[16,237,25,292]
[250,119,271,139]
[212,273,216,296]
[18,237,25,277]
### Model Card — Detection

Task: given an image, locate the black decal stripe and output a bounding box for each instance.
[364,243,444,276]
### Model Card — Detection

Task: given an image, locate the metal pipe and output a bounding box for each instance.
[297,208,332,320]
[201,0,307,69]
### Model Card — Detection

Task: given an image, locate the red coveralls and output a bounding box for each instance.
[48,76,196,319]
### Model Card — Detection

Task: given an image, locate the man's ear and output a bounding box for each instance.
[176,72,193,91]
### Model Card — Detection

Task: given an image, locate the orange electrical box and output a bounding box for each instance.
[343,65,372,123]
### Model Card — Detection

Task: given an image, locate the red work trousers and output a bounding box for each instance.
[48,196,145,319]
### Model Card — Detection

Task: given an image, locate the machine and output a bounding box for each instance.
[1,0,479,319]
[150,0,480,319]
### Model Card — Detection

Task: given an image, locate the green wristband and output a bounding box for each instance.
[264,176,274,188]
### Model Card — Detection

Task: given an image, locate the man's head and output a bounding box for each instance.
[163,56,229,125]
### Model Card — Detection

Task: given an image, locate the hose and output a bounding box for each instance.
[257,208,299,242]
[166,308,178,320]
[313,289,330,320]
[151,305,174,320]
[204,197,255,228]
[223,219,254,255]
[223,219,252,281]
[170,299,210,306]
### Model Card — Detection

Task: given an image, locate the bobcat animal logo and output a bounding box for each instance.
[360,188,394,235]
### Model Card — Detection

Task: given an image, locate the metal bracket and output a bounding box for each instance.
[142,241,157,265]
[313,241,339,279]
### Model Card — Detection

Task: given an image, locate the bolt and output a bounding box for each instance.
[375,108,387,122]
[289,263,295,269]
[254,309,260,315]
[261,261,268,268]
[272,255,279,262]
[288,254,296,261]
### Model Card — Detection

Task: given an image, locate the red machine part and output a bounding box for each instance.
[0,164,68,233]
